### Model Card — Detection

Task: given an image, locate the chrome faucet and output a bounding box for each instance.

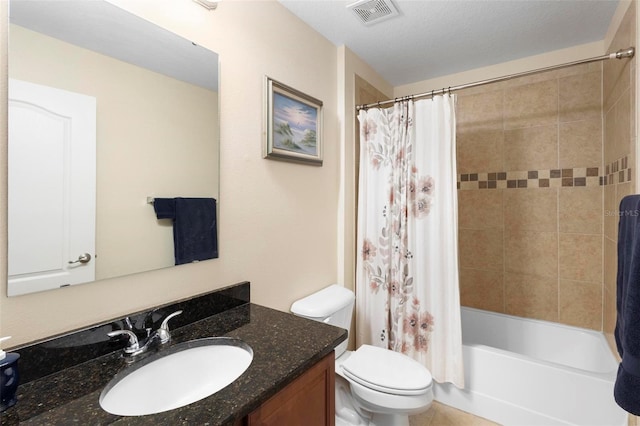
[108,310,182,357]
[155,310,183,344]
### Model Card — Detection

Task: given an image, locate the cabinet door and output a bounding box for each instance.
[246,352,335,426]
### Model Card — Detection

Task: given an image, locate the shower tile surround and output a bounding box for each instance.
[457,156,632,190]
[602,8,637,426]
[456,61,608,330]
[603,3,637,340]
[0,282,347,424]
[458,1,636,335]
[458,166,604,189]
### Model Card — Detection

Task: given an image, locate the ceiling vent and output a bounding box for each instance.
[347,0,400,26]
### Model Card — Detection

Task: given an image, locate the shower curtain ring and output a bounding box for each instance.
[431,90,434,101]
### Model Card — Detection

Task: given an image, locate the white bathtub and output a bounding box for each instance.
[434,307,627,426]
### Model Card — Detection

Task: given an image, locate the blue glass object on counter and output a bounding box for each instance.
[0,352,20,412]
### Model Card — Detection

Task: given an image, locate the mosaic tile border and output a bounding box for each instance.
[458,167,602,190]
[602,156,633,186]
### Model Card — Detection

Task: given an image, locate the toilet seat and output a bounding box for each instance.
[340,345,432,396]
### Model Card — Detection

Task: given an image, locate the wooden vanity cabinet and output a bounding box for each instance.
[243,351,335,426]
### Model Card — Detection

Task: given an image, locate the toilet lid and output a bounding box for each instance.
[340,345,432,396]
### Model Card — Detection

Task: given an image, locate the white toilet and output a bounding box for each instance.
[291,284,433,426]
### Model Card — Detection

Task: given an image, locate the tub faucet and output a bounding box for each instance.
[108,310,183,357]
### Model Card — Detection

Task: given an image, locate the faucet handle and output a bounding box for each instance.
[108,330,140,354]
[157,310,183,344]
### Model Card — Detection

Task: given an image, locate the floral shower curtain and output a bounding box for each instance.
[355,95,464,388]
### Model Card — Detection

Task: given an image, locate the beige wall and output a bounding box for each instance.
[9,24,219,280]
[1,0,340,347]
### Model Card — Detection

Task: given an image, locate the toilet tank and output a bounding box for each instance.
[291,284,354,357]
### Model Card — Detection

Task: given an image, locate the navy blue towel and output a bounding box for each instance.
[614,194,640,415]
[153,197,218,265]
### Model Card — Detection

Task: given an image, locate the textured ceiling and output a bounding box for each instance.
[279,0,620,86]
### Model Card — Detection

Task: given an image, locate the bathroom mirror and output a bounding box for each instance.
[7,0,220,296]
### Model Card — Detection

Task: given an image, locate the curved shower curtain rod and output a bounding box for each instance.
[356,47,636,111]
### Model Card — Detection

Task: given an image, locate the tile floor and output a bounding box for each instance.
[409,402,500,426]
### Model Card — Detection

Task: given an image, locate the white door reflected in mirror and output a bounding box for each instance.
[8,79,96,296]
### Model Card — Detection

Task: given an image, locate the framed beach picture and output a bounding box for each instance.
[264,76,323,165]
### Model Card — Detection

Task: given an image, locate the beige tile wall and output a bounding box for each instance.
[603,4,637,341]
[457,60,605,329]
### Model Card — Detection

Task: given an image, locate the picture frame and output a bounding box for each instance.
[264,76,323,165]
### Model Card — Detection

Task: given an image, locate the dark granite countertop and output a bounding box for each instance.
[1,302,347,425]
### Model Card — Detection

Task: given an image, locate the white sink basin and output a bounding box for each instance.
[99,337,253,416]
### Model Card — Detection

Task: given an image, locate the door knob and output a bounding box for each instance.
[69,253,92,264]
